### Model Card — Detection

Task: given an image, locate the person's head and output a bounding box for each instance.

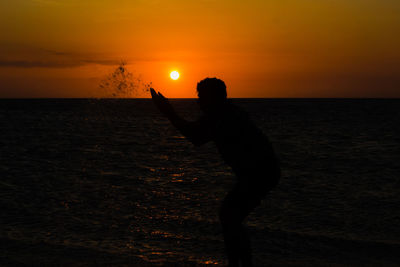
[196,77,227,114]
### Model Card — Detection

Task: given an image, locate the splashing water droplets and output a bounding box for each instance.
[98,61,152,98]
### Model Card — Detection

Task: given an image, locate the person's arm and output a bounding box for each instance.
[150,88,211,146]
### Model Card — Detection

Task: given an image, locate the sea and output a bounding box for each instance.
[1,98,399,266]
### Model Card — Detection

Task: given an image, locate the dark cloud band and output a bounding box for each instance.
[0,59,120,68]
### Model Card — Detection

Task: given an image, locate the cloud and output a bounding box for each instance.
[0,59,120,68]
[0,44,122,68]
[0,43,180,69]
[30,0,72,6]
[0,60,78,68]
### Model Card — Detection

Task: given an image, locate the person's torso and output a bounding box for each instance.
[207,103,280,186]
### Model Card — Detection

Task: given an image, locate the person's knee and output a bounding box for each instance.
[219,205,240,230]
[219,206,229,226]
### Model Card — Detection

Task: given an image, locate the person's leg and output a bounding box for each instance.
[219,187,261,267]
[220,193,241,267]
[238,226,253,267]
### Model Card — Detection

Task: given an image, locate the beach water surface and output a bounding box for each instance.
[1,99,399,266]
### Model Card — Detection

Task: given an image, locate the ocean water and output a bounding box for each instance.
[1,99,399,266]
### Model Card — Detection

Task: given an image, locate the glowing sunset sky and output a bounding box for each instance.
[0,0,399,98]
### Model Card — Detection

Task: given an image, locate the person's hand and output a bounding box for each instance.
[150,88,174,117]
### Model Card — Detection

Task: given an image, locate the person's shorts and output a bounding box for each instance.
[220,183,265,223]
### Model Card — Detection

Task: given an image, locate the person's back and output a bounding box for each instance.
[151,77,280,267]
[200,100,280,194]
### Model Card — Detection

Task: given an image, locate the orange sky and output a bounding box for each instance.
[0,0,399,98]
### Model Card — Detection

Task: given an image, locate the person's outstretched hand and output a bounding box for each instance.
[150,88,175,117]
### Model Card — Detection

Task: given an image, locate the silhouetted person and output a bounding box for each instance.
[151,78,280,267]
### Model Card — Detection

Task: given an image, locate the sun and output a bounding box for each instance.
[170,71,180,80]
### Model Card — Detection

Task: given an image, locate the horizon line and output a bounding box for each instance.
[1,97,399,100]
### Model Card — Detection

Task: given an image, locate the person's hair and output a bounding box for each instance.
[196,78,227,101]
